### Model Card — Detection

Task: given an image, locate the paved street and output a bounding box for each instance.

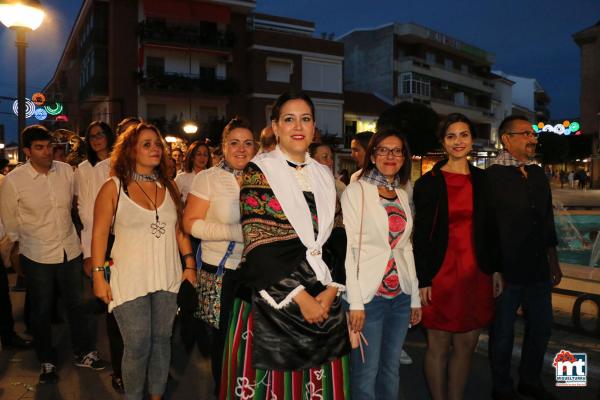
[1,271,599,400]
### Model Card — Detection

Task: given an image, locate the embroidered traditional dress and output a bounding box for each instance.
[220,162,350,400]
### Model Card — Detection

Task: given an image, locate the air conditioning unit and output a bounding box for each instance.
[441,84,449,90]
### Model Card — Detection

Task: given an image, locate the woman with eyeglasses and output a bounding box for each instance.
[413,113,500,400]
[220,92,349,399]
[341,128,421,400]
[175,140,212,204]
[182,118,255,394]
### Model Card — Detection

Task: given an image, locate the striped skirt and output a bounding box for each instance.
[220,298,350,400]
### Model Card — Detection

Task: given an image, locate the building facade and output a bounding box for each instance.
[339,23,498,144]
[43,0,344,141]
[574,20,600,188]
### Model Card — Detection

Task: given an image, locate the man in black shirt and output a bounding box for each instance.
[487,115,562,400]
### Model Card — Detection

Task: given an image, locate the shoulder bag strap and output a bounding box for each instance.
[356,181,365,279]
[110,180,122,234]
[216,241,236,276]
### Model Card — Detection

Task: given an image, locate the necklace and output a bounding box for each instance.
[131,170,158,182]
[134,181,166,238]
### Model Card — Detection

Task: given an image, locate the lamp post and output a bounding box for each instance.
[0,0,45,161]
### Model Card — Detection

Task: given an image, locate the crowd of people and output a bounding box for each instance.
[0,91,563,400]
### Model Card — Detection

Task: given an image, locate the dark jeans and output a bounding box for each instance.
[489,280,553,392]
[21,254,93,363]
[0,259,15,341]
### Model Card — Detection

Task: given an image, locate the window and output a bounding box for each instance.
[146,57,165,77]
[444,58,453,70]
[80,49,95,87]
[266,58,293,83]
[399,72,431,97]
[199,66,216,80]
[461,64,469,74]
[302,57,342,93]
[425,52,436,65]
[314,102,343,136]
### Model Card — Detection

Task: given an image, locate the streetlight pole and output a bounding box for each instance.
[0,0,45,161]
[16,27,27,161]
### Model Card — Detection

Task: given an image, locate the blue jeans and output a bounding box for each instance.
[113,291,178,400]
[489,280,553,392]
[21,254,93,363]
[350,294,411,400]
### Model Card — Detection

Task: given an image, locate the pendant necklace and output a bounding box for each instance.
[134,180,166,238]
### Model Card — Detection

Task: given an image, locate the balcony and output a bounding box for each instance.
[395,56,495,94]
[138,72,238,96]
[138,20,235,52]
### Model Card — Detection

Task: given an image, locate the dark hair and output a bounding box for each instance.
[437,113,477,142]
[359,128,412,185]
[116,116,143,135]
[85,121,115,166]
[498,115,531,138]
[270,91,315,121]
[352,131,374,151]
[0,159,9,171]
[222,116,252,143]
[184,140,212,173]
[308,142,332,157]
[22,125,52,148]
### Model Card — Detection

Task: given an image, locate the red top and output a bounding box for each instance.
[422,170,494,332]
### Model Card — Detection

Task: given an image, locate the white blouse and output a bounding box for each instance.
[189,167,243,270]
[174,171,197,203]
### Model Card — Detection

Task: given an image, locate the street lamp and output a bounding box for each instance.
[0,0,45,161]
[182,121,198,135]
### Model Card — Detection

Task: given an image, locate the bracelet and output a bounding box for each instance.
[92,266,105,272]
[184,267,197,271]
[182,253,194,260]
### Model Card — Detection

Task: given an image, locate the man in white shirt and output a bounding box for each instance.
[0,125,104,384]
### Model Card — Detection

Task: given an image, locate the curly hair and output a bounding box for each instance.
[184,140,212,173]
[110,123,183,227]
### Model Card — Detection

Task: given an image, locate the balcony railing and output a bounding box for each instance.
[79,75,108,101]
[139,72,238,95]
[138,20,235,51]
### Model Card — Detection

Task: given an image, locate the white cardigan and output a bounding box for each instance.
[340,180,420,310]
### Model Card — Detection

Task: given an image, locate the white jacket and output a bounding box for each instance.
[341,180,420,310]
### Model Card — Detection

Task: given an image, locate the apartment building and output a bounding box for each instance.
[43,0,344,140]
[339,23,497,143]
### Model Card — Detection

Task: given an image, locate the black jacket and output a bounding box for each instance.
[484,163,557,284]
[413,160,493,288]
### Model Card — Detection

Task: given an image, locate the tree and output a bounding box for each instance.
[537,133,569,164]
[377,102,439,156]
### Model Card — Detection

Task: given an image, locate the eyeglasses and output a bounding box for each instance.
[89,132,106,141]
[374,147,404,157]
[508,131,538,139]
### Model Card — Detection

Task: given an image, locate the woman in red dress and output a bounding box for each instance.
[413,113,502,400]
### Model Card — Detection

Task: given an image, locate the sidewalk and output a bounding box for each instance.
[1,273,599,399]
[551,185,600,209]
